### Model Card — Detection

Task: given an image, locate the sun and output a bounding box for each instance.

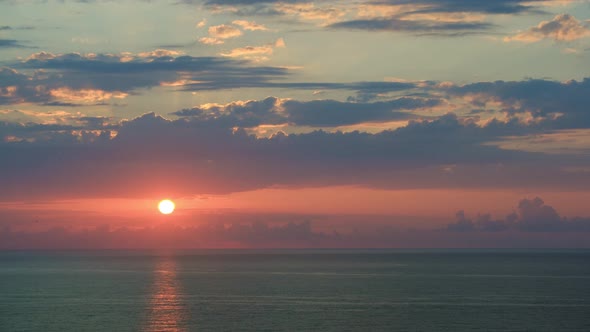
[158,199,175,215]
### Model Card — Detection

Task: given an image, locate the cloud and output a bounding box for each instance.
[504,14,590,42]
[220,44,274,60]
[0,220,329,249]
[3,110,589,200]
[199,24,243,45]
[171,96,440,127]
[329,17,493,35]
[0,109,113,128]
[137,49,184,58]
[232,20,268,31]
[180,79,425,93]
[388,0,548,15]
[273,3,347,24]
[202,0,548,15]
[199,37,225,45]
[448,197,590,232]
[275,37,286,47]
[3,208,590,249]
[219,38,285,61]
[0,51,290,105]
[49,88,128,103]
[201,0,559,34]
[0,51,437,103]
[0,115,116,145]
[445,78,590,129]
[0,39,27,48]
[202,0,348,23]
[209,24,243,38]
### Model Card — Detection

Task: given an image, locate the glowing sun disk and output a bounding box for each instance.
[158,199,175,214]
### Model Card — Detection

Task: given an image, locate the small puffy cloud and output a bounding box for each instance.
[209,24,242,38]
[196,19,207,28]
[220,38,285,61]
[199,24,243,45]
[198,37,225,45]
[220,45,274,61]
[275,37,286,48]
[504,14,590,42]
[232,20,268,31]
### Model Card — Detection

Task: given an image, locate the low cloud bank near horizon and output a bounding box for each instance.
[2,197,590,249]
[448,197,590,232]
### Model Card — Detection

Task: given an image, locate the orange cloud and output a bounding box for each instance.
[138,49,184,58]
[199,24,243,45]
[232,20,268,31]
[198,37,224,45]
[221,45,273,58]
[49,88,128,103]
[209,24,242,38]
[504,14,590,42]
[274,3,347,25]
[220,38,285,62]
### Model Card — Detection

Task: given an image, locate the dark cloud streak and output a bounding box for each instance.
[328,18,494,35]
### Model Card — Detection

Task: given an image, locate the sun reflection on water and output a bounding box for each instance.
[144,256,187,332]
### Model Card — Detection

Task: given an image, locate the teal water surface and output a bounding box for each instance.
[1,250,589,331]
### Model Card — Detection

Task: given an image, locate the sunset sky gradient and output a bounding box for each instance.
[2,0,590,248]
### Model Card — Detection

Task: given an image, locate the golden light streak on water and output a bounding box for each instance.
[144,256,187,332]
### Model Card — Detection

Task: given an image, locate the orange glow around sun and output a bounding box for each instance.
[158,199,175,215]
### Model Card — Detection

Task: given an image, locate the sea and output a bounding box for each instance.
[0,249,589,331]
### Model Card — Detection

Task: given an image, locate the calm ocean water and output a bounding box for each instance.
[0,249,589,331]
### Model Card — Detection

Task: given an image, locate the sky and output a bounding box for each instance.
[1,0,590,248]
